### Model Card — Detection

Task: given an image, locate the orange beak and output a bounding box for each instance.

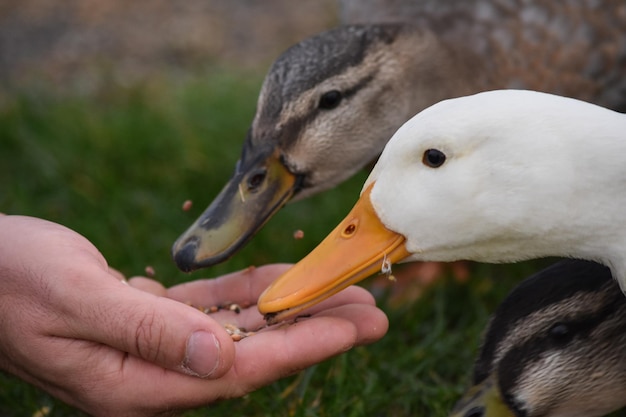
[258,183,411,323]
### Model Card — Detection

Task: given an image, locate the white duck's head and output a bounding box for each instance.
[258,90,626,322]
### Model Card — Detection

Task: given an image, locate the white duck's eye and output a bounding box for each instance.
[422,148,446,168]
[318,90,343,110]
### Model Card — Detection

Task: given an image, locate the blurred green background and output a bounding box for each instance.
[0,2,601,416]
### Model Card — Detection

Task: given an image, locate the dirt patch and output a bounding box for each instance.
[0,0,339,88]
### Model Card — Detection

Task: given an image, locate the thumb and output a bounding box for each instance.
[0,216,235,378]
[59,274,236,379]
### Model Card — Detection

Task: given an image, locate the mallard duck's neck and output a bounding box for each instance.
[390,25,494,117]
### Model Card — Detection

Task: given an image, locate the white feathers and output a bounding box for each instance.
[364,90,626,286]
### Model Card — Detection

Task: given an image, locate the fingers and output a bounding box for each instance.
[304,294,389,346]
[143,263,379,330]
[5,300,387,417]
[204,303,387,399]
[0,216,234,379]
[0,215,388,416]
[167,271,380,335]
[225,316,360,396]
[197,284,379,339]
[166,264,292,306]
[105,302,384,411]
[60,278,239,379]
[127,276,168,296]
[107,266,127,282]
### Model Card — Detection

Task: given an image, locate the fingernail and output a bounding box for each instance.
[182,331,221,378]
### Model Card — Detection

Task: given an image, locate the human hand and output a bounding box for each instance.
[0,215,388,416]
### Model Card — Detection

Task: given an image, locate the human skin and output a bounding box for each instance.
[0,215,388,416]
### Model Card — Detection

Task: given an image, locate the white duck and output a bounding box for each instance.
[171,1,626,272]
[257,90,626,322]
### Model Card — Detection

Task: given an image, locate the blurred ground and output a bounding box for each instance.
[0,0,338,91]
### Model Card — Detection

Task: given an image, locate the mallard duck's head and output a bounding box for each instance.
[257,90,626,321]
[451,259,626,417]
[171,23,466,272]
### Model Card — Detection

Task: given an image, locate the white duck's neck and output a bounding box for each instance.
[486,112,626,286]
[524,111,626,287]
[485,108,626,286]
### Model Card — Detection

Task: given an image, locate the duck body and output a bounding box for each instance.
[451,259,626,417]
[257,90,626,321]
[172,1,626,272]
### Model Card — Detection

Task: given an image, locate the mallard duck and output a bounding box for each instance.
[450,259,626,417]
[257,90,626,321]
[171,1,626,272]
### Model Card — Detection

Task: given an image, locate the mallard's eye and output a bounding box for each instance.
[422,148,446,168]
[463,407,485,417]
[548,322,574,345]
[318,90,343,110]
[247,168,267,192]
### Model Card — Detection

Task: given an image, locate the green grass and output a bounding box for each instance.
[1,72,622,417]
